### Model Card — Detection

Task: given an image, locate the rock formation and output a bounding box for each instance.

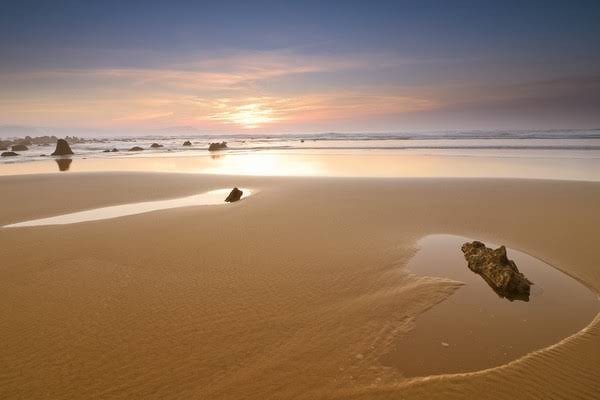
[11,144,28,151]
[51,139,74,156]
[183,140,192,146]
[1,151,19,157]
[208,141,228,151]
[150,143,163,148]
[129,146,144,151]
[225,188,243,202]
[461,241,532,301]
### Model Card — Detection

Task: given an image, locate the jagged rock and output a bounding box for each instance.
[1,151,19,157]
[11,144,28,151]
[461,241,532,301]
[129,146,144,151]
[150,143,163,148]
[208,141,228,151]
[225,188,243,202]
[51,139,74,156]
[183,140,192,146]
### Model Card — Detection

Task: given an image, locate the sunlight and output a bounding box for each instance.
[209,103,277,128]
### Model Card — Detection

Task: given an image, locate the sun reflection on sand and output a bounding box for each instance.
[203,153,321,176]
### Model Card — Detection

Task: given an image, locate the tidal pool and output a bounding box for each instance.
[3,188,251,228]
[382,234,599,377]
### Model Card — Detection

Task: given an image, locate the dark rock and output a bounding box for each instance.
[11,144,28,151]
[1,151,19,157]
[183,140,192,146]
[461,241,532,301]
[208,141,228,151]
[150,143,163,148]
[111,148,119,152]
[103,149,111,153]
[129,146,144,151]
[51,139,74,156]
[225,188,243,203]
[300,139,305,143]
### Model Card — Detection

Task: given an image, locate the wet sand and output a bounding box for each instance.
[1,172,599,399]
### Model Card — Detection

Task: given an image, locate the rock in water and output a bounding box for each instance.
[183,140,192,146]
[225,188,243,202]
[150,143,163,148]
[1,151,19,157]
[208,141,228,151]
[51,139,74,155]
[11,144,28,151]
[461,241,532,300]
[129,146,144,151]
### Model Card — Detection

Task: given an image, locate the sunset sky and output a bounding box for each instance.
[1,0,599,135]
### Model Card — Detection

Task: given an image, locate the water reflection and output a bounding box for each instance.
[4,188,252,228]
[55,158,72,171]
[382,234,599,377]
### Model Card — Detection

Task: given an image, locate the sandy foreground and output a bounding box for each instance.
[1,172,599,399]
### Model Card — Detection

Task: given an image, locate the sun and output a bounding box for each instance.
[209,103,277,129]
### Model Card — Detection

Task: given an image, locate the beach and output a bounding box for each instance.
[1,169,599,399]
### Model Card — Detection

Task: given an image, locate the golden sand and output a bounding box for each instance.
[1,172,599,399]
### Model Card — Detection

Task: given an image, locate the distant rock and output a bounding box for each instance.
[208,141,228,151]
[300,139,305,143]
[111,148,119,152]
[51,139,74,156]
[183,140,192,146]
[103,149,111,153]
[11,144,28,151]
[150,143,163,148]
[225,187,243,202]
[461,241,532,301]
[129,146,144,151]
[1,151,19,157]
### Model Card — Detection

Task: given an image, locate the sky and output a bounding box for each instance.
[1,0,599,135]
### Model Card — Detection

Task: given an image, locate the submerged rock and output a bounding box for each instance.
[461,241,532,301]
[11,144,28,151]
[129,146,144,151]
[183,140,192,146]
[1,151,19,157]
[51,139,74,156]
[208,141,228,151]
[150,143,163,148]
[225,188,243,202]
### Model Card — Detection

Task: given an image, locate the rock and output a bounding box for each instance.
[150,143,163,148]
[183,140,192,146]
[461,241,532,301]
[111,148,119,152]
[1,151,19,157]
[103,149,111,153]
[129,146,144,151]
[208,141,228,151]
[225,188,243,202]
[11,144,28,151]
[51,139,74,156]
[300,139,305,143]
